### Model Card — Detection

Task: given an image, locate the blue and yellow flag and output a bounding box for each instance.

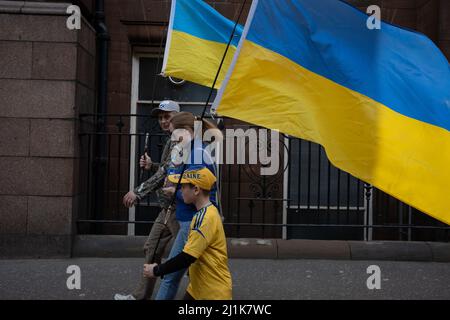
[213,0,450,224]
[161,0,243,88]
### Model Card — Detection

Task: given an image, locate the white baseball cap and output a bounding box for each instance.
[151,100,180,116]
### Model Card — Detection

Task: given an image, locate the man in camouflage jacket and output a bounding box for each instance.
[114,100,180,300]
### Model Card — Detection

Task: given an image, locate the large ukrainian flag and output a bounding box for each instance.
[213,0,450,224]
[161,0,243,88]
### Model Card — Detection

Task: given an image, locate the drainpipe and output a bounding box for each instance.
[95,0,109,121]
[93,0,110,231]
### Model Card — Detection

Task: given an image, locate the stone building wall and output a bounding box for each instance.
[0,1,96,257]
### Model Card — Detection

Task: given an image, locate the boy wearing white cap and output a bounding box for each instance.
[143,167,232,300]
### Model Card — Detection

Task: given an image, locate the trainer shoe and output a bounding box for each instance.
[114,293,136,300]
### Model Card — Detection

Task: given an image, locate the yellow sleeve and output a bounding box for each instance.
[183,208,216,259]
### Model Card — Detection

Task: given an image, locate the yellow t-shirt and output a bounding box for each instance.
[182,203,232,300]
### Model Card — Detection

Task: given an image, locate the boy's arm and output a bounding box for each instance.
[144,213,216,278]
[144,252,196,278]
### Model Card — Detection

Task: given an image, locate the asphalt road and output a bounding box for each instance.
[0,258,449,300]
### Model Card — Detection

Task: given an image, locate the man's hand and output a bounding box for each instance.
[123,191,138,208]
[162,186,176,197]
[140,152,152,171]
[143,263,158,278]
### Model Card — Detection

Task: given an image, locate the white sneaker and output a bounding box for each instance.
[114,293,136,300]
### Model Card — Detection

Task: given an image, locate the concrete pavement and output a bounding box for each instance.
[0,258,449,300]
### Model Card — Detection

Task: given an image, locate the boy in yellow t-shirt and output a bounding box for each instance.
[143,167,232,300]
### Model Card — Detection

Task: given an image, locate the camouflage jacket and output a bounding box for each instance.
[133,137,175,209]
